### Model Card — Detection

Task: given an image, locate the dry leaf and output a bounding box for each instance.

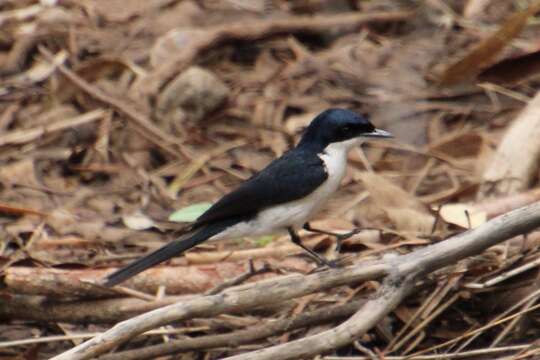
[0,159,40,188]
[479,92,540,197]
[0,203,46,217]
[122,212,156,230]
[438,203,487,229]
[429,132,484,159]
[359,172,434,234]
[479,49,540,85]
[0,50,67,91]
[438,2,540,85]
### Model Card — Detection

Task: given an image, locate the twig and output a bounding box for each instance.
[324,344,531,359]
[205,260,272,295]
[389,292,461,353]
[225,273,416,360]
[353,341,378,360]
[394,269,466,354]
[104,285,157,302]
[410,302,540,357]
[0,109,105,147]
[491,293,539,347]
[50,202,540,360]
[0,34,50,76]
[430,204,442,235]
[503,341,540,360]
[464,209,472,229]
[454,287,540,352]
[0,327,200,348]
[385,280,441,351]
[37,46,188,159]
[482,256,540,288]
[51,262,389,359]
[168,139,247,195]
[98,299,367,360]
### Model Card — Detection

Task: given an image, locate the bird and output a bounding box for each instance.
[103,108,392,287]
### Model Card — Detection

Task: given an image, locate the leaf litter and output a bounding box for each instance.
[0,0,539,359]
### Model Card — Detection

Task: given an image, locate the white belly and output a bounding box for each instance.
[211,142,349,241]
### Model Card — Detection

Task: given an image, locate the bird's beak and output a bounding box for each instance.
[362,128,393,138]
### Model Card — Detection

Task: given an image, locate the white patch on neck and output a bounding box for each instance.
[312,137,364,209]
[318,139,358,193]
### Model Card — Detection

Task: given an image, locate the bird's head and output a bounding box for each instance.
[298,108,392,151]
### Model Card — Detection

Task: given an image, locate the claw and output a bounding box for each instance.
[335,228,362,252]
[327,259,339,268]
[316,258,341,269]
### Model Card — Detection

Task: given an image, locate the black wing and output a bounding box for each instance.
[193,149,328,227]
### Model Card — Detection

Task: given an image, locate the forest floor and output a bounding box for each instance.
[1,0,540,359]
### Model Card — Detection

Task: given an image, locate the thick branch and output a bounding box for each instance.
[4,258,311,297]
[396,201,540,275]
[98,299,367,360]
[223,203,540,359]
[51,202,540,360]
[50,261,389,360]
[226,274,415,360]
[0,294,187,323]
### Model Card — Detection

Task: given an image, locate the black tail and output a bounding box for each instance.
[103,223,228,287]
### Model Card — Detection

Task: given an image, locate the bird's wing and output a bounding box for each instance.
[193,149,328,227]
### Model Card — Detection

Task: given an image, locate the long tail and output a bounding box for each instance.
[103,222,229,287]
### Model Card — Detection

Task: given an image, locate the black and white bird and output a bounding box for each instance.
[104,108,392,287]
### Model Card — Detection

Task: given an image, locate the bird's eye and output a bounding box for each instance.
[341,126,350,133]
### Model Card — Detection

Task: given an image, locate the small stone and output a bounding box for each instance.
[155,66,229,129]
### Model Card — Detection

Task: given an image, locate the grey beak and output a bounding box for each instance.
[363,128,393,138]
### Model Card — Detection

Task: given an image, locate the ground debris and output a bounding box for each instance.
[1,1,539,359]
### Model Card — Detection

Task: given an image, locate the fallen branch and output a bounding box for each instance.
[98,299,367,360]
[227,274,415,360]
[51,202,540,360]
[3,258,311,297]
[0,293,187,323]
[0,291,294,324]
[50,261,389,359]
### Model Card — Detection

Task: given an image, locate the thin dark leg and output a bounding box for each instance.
[303,222,361,252]
[287,227,335,267]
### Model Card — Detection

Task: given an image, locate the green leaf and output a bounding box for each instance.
[254,235,275,247]
[168,202,213,222]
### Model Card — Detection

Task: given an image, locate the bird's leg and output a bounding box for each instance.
[303,222,362,252]
[287,227,336,268]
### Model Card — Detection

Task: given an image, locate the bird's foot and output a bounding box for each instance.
[307,253,336,268]
[326,259,340,268]
[309,257,344,273]
[335,228,362,252]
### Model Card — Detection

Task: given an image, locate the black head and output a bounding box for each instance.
[298,108,392,150]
